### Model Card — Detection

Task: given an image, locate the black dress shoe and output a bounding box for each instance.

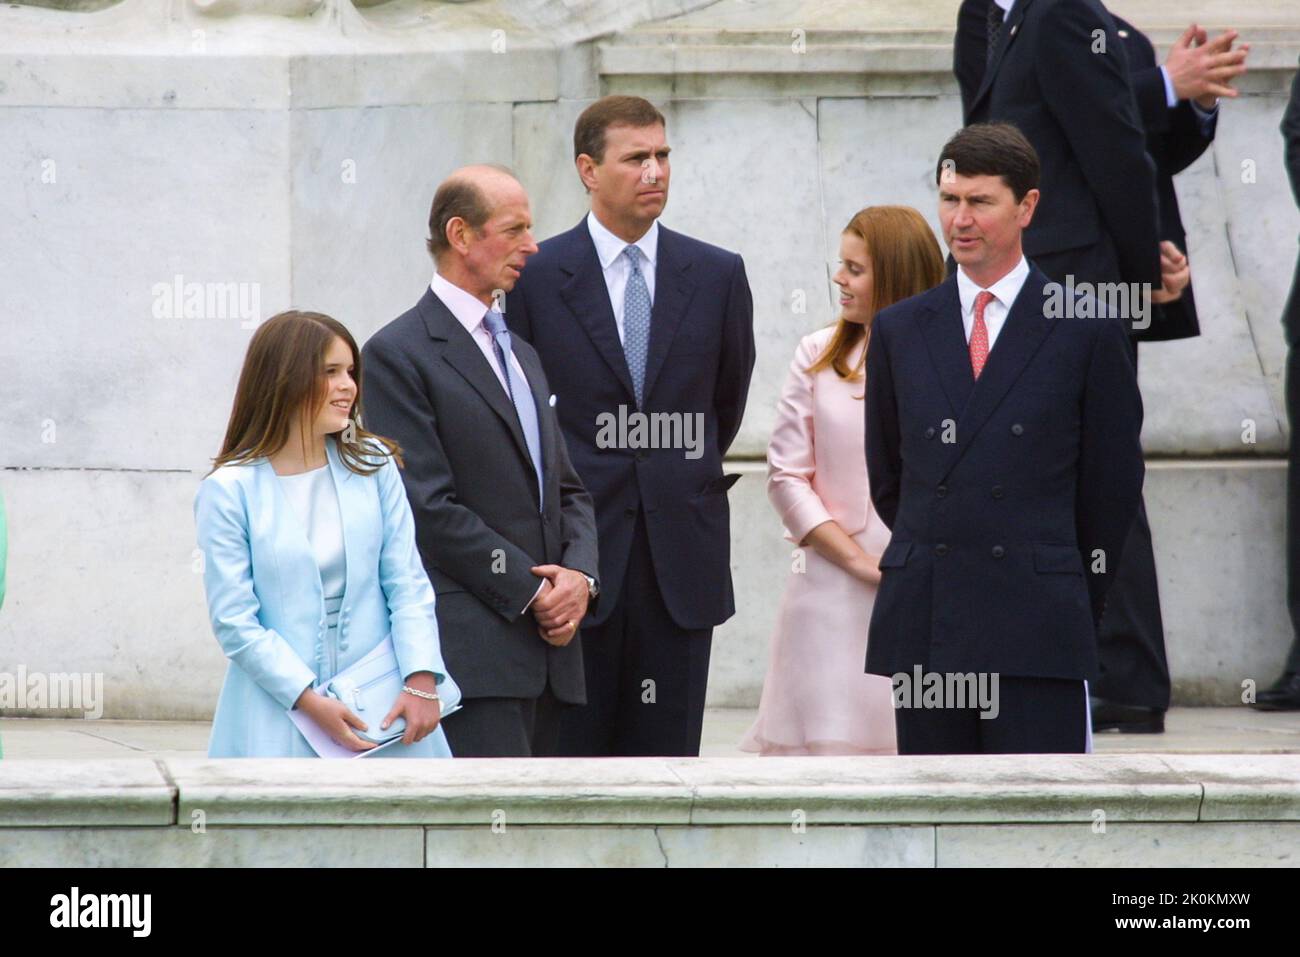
[1090,697,1165,733]
[1252,672,1300,711]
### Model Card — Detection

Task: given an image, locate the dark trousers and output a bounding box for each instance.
[1284,340,1300,674]
[558,511,713,757]
[1094,341,1172,710]
[441,685,565,757]
[893,675,1088,754]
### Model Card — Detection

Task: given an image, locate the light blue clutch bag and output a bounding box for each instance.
[323,638,462,745]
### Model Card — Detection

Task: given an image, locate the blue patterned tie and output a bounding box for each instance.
[622,245,652,408]
[482,309,544,509]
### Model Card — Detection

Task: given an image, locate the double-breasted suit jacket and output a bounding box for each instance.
[864,266,1145,682]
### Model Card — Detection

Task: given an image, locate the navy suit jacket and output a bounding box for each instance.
[864,266,1144,681]
[1283,57,1300,344]
[506,219,755,630]
[957,0,1161,289]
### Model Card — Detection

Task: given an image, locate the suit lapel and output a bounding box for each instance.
[968,0,1032,118]
[418,290,535,476]
[514,343,552,507]
[921,275,975,418]
[558,221,638,402]
[943,266,1059,478]
[641,225,698,407]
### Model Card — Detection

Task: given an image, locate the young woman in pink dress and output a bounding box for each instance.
[741,206,946,755]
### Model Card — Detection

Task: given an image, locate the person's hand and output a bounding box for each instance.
[294,687,376,752]
[852,552,883,587]
[1151,240,1190,304]
[381,670,441,745]
[1163,24,1249,109]
[531,565,589,645]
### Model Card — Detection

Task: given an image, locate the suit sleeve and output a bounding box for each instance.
[714,253,756,457]
[864,318,901,530]
[555,418,600,594]
[194,477,318,710]
[1036,2,1161,286]
[373,452,452,685]
[1283,61,1300,208]
[1075,317,1145,623]
[953,0,988,120]
[361,335,544,623]
[1129,63,1171,134]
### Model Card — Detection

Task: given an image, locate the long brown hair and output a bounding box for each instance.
[809,205,946,380]
[210,310,400,476]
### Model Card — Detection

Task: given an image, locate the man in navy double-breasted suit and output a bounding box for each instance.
[507,96,756,756]
[864,124,1145,754]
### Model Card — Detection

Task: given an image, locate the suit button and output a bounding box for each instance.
[991,485,1004,499]
[934,544,949,557]
[1011,424,1024,436]
[992,545,1005,559]
[936,484,948,498]
[624,507,636,518]
[924,427,936,440]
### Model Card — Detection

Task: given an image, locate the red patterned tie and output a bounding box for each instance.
[970,290,994,379]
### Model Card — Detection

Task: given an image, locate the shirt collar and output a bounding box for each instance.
[587,210,659,270]
[956,255,1031,316]
[993,0,1014,19]
[429,271,494,334]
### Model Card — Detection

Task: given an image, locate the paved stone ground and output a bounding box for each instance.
[2,707,1299,759]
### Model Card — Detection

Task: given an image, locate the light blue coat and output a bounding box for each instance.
[195,438,458,757]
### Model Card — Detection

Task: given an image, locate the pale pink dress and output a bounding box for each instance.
[740,326,898,755]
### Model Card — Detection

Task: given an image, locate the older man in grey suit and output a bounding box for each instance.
[362,165,600,755]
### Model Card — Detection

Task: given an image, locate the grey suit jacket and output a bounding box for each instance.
[360,288,599,704]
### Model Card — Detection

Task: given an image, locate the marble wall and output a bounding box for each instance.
[2,0,1299,718]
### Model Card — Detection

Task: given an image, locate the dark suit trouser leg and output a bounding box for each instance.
[442,686,565,757]
[558,511,712,757]
[1285,342,1300,674]
[893,676,1087,754]
[978,677,1088,753]
[1094,341,1172,710]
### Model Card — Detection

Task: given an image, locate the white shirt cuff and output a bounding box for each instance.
[521,578,547,615]
[1160,65,1178,108]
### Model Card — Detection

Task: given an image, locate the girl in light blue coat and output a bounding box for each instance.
[196,310,458,757]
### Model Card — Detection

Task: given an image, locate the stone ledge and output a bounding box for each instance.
[0,759,175,825]
[2,755,1297,828]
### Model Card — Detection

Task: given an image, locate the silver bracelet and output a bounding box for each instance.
[402,684,440,701]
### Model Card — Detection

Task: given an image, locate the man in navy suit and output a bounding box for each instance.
[507,95,755,756]
[864,124,1145,754]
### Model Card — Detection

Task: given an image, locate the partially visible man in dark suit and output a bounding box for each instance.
[362,165,600,757]
[865,124,1145,754]
[956,0,1161,290]
[1256,60,1300,711]
[507,96,756,757]
[1090,16,1245,732]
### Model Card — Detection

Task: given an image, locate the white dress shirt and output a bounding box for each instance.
[429,271,545,613]
[429,272,529,395]
[956,255,1031,352]
[586,210,658,344]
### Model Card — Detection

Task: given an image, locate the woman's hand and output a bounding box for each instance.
[382,671,442,745]
[851,551,883,586]
[294,687,376,752]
